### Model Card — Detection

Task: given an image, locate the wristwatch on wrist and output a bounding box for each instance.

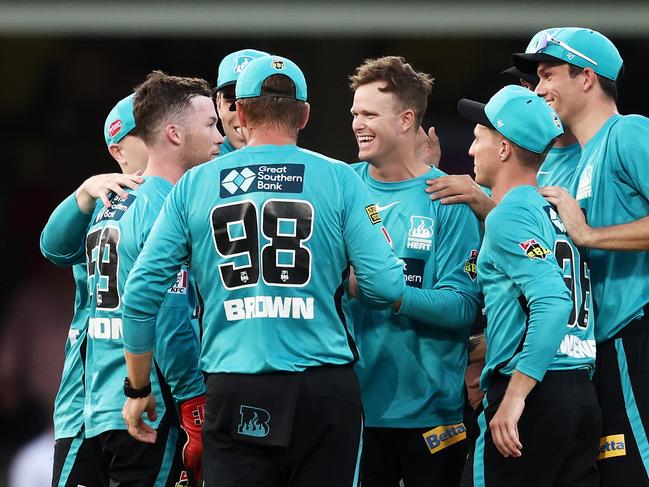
[123,377,151,398]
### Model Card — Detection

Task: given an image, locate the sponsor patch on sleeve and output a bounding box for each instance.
[519,239,551,260]
[94,193,136,223]
[365,204,382,225]
[168,269,188,294]
[597,434,626,460]
[422,423,466,455]
[464,249,479,281]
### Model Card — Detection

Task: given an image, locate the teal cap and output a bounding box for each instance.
[458,85,564,154]
[215,49,269,92]
[236,55,307,102]
[104,94,137,146]
[513,27,623,81]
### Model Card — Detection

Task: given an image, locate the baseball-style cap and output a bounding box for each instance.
[512,27,623,81]
[215,49,269,92]
[501,66,540,87]
[236,55,307,102]
[458,85,564,154]
[104,93,137,146]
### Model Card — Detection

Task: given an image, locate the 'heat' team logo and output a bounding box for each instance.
[464,250,479,281]
[234,55,254,73]
[238,405,271,438]
[519,239,551,260]
[407,216,434,251]
[109,119,122,137]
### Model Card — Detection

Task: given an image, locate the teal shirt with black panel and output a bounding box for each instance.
[348,163,481,428]
[121,145,405,374]
[84,176,204,438]
[571,114,649,342]
[40,193,92,440]
[479,186,595,391]
[537,143,581,188]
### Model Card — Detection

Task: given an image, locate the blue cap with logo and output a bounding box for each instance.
[215,49,269,92]
[104,93,137,147]
[236,55,307,102]
[513,27,623,81]
[457,85,564,154]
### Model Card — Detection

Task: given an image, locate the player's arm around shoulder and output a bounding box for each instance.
[337,163,405,307]
[425,169,495,221]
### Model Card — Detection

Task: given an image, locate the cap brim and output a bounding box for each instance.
[512,52,559,75]
[501,66,540,87]
[214,80,236,93]
[457,98,493,128]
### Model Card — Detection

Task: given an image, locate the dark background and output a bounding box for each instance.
[0,1,647,482]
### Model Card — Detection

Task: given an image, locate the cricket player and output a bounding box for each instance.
[514,26,649,485]
[83,72,221,485]
[458,85,599,486]
[347,56,481,486]
[121,55,405,487]
[213,48,269,155]
[41,94,146,487]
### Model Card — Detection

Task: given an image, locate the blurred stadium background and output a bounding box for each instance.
[0,0,647,483]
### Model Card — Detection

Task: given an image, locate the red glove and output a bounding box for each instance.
[179,395,206,484]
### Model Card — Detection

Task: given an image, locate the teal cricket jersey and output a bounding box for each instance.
[571,114,649,342]
[479,185,595,391]
[348,163,481,428]
[537,143,581,188]
[220,137,236,156]
[122,144,405,374]
[84,176,204,438]
[40,193,92,439]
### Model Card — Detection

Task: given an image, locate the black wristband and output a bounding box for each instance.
[123,377,151,398]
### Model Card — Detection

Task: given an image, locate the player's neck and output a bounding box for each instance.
[491,168,537,204]
[569,99,618,148]
[245,126,297,147]
[369,144,429,182]
[142,152,187,185]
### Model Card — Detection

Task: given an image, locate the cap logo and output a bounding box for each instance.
[109,120,122,138]
[271,59,285,70]
[496,120,504,128]
[234,56,254,73]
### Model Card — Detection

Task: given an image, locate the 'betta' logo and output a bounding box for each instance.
[238,405,271,437]
[109,119,122,138]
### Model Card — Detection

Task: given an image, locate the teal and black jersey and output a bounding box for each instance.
[84,176,204,438]
[479,186,595,391]
[537,143,581,188]
[122,144,405,374]
[219,137,236,156]
[348,163,481,428]
[40,193,92,440]
[571,114,649,342]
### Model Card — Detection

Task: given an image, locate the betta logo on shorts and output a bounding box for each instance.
[238,405,271,438]
[109,119,122,138]
[422,423,467,455]
[597,434,626,460]
[464,249,479,281]
[519,239,551,260]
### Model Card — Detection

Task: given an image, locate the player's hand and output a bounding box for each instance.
[122,394,158,444]
[489,394,525,458]
[425,175,495,221]
[416,126,442,167]
[180,395,206,484]
[539,186,591,246]
[76,171,144,212]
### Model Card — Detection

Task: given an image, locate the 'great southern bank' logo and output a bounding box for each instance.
[220,164,305,198]
[237,405,270,438]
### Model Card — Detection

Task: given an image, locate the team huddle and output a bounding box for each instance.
[40,26,649,487]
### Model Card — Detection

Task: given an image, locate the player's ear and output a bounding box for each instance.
[236,101,248,128]
[400,109,415,133]
[499,138,513,162]
[164,123,183,147]
[298,103,310,130]
[581,68,598,93]
[108,144,128,171]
